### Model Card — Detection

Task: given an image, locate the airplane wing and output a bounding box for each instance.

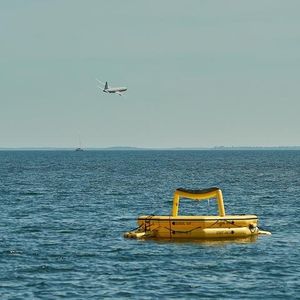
[115,91,124,96]
[96,78,105,86]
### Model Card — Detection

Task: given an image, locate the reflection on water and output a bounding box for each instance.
[138,235,259,246]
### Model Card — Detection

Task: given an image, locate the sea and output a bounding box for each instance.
[0,150,299,299]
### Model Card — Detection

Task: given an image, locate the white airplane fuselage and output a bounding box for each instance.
[104,87,127,93]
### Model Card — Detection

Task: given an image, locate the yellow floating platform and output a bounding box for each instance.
[124,187,271,239]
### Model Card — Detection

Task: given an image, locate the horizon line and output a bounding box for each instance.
[1,146,300,151]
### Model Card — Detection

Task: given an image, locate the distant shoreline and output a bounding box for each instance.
[1,146,300,151]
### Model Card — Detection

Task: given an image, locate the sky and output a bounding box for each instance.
[0,0,299,148]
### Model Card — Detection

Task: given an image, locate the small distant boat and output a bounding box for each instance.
[75,133,84,151]
[124,187,271,239]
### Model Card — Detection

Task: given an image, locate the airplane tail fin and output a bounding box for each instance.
[104,82,108,90]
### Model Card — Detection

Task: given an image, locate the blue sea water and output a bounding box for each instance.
[0,150,299,299]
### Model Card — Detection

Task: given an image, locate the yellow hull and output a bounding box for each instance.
[125,215,264,239]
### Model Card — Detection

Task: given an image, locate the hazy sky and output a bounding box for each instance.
[0,0,299,148]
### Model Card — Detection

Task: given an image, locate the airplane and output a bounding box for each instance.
[96,79,127,96]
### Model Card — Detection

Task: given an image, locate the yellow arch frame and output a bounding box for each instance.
[172,188,226,217]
